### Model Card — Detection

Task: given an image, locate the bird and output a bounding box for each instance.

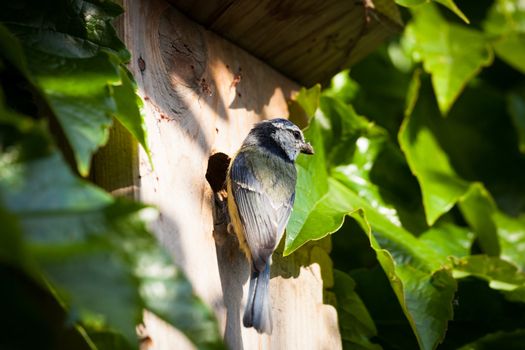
[226,118,314,334]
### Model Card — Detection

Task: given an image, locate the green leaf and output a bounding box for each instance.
[350,47,413,138]
[28,49,120,176]
[39,247,143,343]
[404,68,422,118]
[404,4,492,114]
[398,85,470,225]
[0,264,97,350]
[459,330,525,350]
[508,88,525,154]
[452,255,525,302]
[398,82,520,258]
[295,85,322,117]
[458,184,500,256]
[112,67,150,157]
[0,148,138,343]
[323,70,360,105]
[289,175,457,349]
[483,0,525,74]
[491,34,525,74]
[352,204,457,350]
[395,0,469,23]
[1,1,150,175]
[333,270,381,350]
[1,0,129,61]
[286,86,404,254]
[285,89,329,254]
[0,110,223,349]
[287,85,460,349]
[87,329,135,350]
[495,212,525,272]
[418,222,474,261]
[106,202,224,350]
[286,179,357,254]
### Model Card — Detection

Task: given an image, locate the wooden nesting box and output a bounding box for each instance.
[93,0,401,348]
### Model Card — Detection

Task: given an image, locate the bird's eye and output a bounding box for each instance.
[292,130,301,140]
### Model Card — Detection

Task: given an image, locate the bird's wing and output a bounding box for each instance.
[230,150,296,272]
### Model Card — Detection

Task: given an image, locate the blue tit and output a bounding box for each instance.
[226,118,314,334]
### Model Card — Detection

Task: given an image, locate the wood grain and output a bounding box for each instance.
[93,0,342,349]
[170,0,403,86]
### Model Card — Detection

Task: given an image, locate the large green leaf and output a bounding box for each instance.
[458,185,500,256]
[286,87,458,350]
[483,0,525,74]
[398,79,470,226]
[349,47,413,138]
[333,270,381,350]
[0,0,149,176]
[452,255,525,303]
[349,190,457,350]
[0,264,97,350]
[112,67,149,156]
[323,70,360,105]
[285,89,329,252]
[404,4,492,114]
[286,89,409,254]
[0,108,223,349]
[496,212,525,272]
[0,0,129,61]
[395,0,469,23]
[399,77,525,262]
[418,222,474,261]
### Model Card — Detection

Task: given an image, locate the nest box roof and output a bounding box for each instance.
[170,0,403,86]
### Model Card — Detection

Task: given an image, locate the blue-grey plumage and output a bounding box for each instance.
[226,118,314,334]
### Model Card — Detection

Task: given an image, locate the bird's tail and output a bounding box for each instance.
[243,263,272,334]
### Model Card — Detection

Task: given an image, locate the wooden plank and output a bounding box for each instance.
[94,0,343,348]
[169,0,403,86]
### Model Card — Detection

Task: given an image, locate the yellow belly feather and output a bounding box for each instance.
[226,176,252,263]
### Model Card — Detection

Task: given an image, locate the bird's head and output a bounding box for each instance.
[249,118,314,161]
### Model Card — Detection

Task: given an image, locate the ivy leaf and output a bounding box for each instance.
[0,110,223,349]
[490,34,525,74]
[398,80,470,226]
[483,0,525,74]
[0,0,129,61]
[23,47,119,177]
[286,88,329,254]
[495,212,525,272]
[418,222,474,261]
[0,0,149,176]
[87,330,134,350]
[323,70,359,105]
[452,255,525,303]
[333,270,381,350]
[395,0,469,23]
[404,4,492,114]
[399,77,525,264]
[346,182,457,350]
[286,87,458,350]
[112,67,149,158]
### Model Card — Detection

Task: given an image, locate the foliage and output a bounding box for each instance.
[288,0,525,349]
[0,1,223,349]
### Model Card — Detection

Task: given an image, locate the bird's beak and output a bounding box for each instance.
[300,142,314,155]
